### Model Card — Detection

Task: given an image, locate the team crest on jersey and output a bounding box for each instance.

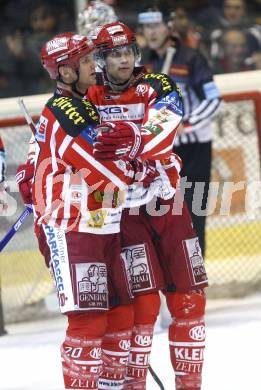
[74,262,108,309]
[121,244,155,292]
[35,115,48,142]
[87,209,107,228]
[135,84,148,97]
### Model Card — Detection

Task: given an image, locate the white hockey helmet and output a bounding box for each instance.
[77,1,118,37]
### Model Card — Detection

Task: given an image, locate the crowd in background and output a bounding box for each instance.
[0,0,260,99]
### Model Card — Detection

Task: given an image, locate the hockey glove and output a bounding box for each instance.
[93,121,143,161]
[131,159,159,188]
[16,162,34,205]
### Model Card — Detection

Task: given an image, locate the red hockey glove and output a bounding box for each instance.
[131,159,159,188]
[93,121,143,161]
[16,162,34,205]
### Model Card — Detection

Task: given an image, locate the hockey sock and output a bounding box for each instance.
[62,312,107,389]
[166,290,206,390]
[99,304,134,390]
[124,292,160,390]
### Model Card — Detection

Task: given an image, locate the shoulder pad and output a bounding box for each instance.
[141,73,182,98]
[47,96,99,137]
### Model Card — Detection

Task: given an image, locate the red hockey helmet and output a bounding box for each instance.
[41,32,95,80]
[92,22,140,68]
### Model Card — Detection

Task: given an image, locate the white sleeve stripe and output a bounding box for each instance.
[153,144,173,156]
[45,120,59,216]
[72,143,126,190]
[189,99,209,116]
[141,113,181,156]
[148,86,155,99]
[58,135,73,158]
[189,98,221,125]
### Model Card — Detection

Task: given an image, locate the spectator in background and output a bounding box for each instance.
[212,28,258,73]
[0,1,75,98]
[169,7,202,50]
[0,29,37,98]
[24,4,60,94]
[77,0,118,36]
[208,0,261,61]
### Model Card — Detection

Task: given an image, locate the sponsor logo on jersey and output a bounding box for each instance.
[121,243,154,292]
[75,262,108,309]
[144,73,172,92]
[134,335,152,346]
[46,37,68,55]
[87,209,107,228]
[189,325,205,341]
[52,97,87,125]
[156,91,184,116]
[44,226,66,301]
[35,115,48,142]
[98,104,144,121]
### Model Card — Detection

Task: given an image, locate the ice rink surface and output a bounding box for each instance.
[0,293,261,390]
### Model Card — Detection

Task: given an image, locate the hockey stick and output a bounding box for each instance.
[149,365,165,390]
[17,98,36,136]
[161,46,176,75]
[0,206,33,252]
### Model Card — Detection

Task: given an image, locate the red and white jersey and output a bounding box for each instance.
[87,68,184,206]
[88,68,184,161]
[32,90,137,235]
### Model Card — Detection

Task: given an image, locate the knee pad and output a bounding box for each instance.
[133,292,161,325]
[166,289,206,320]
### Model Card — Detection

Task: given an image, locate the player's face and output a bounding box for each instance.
[78,52,96,88]
[105,46,135,84]
[143,22,169,50]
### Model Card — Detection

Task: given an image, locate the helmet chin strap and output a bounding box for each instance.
[106,71,133,92]
[58,70,85,97]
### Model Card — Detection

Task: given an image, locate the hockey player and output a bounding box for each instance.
[88,22,208,390]
[19,32,157,390]
[138,4,221,257]
[0,136,8,212]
